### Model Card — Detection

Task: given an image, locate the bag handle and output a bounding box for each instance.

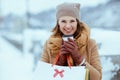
[66,54,72,68]
[52,53,60,67]
[52,52,72,68]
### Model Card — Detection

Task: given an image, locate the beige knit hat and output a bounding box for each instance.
[56,2,80,20]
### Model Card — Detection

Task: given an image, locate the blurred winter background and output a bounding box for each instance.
[0,0,120,80]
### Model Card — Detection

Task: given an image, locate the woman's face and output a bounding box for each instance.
[58,16,77,35]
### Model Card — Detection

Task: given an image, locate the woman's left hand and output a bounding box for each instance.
[63,38,84,65]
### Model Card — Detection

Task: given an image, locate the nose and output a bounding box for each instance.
[65,23,71,28]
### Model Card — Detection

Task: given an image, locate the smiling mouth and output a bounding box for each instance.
[65,31,71,33]
[65,31,73,35]
[65,29,72,32]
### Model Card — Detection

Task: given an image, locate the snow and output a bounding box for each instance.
[23,29,51,54]
[101,57,120,80]
[0,28,120,80]
[0,36,33,80]
[91,28,120,55]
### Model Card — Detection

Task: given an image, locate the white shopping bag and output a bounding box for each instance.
[33,61,87,80]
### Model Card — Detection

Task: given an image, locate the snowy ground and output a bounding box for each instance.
[0,36,34,80]
[0,28,120,80]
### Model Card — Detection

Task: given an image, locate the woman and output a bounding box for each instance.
[40,2,102,80]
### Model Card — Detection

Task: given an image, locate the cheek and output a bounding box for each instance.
[73,24,77,30]
[59,25,64,31]
[74,26,77,31]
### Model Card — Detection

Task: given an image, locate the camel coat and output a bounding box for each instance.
[40,22,102,80]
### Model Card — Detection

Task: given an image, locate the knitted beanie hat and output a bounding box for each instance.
[56,2,80,20]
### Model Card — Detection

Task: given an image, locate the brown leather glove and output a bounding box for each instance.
[56,41,69,66]
[63,38,84,66]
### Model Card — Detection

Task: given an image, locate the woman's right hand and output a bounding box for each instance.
[60,44,69,55]
[56,42,69,66]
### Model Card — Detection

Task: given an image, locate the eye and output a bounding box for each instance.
[61,20,66,23]
[70,20,76,23]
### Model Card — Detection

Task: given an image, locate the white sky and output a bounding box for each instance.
[0,0,109,15]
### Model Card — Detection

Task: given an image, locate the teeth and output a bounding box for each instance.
[67,31,70,32]
[64,29,72,33]
[66,30,71,32]
[65,29,71,32]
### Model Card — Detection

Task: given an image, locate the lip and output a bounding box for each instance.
[65,31,73,35]
[65,30,72,33]
[65,29,72,32]
[63,28,73,35]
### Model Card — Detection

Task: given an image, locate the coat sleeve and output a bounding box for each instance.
[86,39,102,80]
[40,41,50,63]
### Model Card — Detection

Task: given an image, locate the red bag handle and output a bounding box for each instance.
[52,52,72,68]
